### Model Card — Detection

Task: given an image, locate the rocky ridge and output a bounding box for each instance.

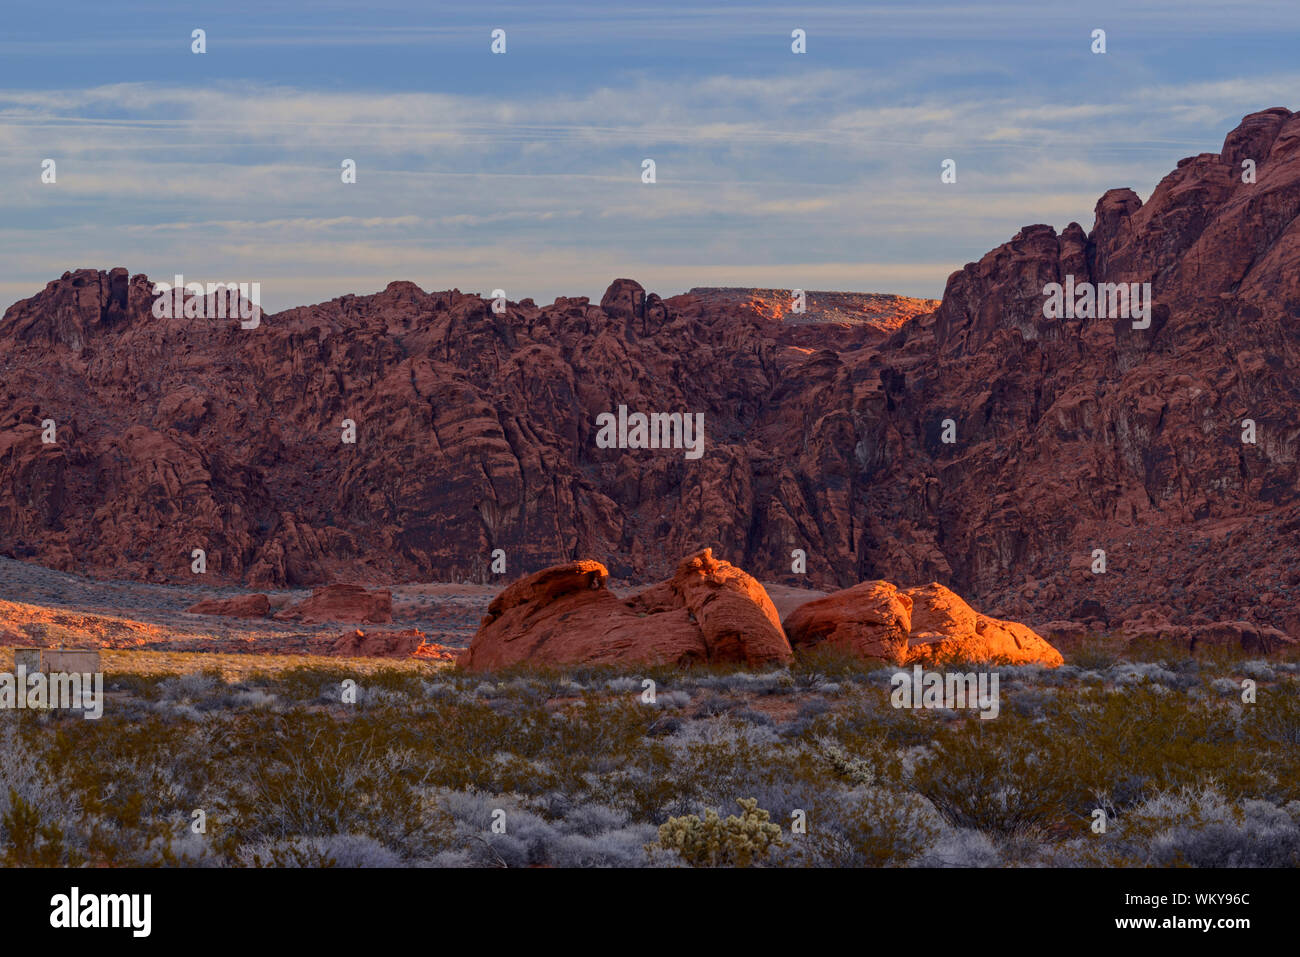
[3,109,1300,638]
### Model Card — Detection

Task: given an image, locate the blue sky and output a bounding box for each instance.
[1,1,1298,310]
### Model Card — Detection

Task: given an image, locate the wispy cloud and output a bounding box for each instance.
[0,1,1297,309]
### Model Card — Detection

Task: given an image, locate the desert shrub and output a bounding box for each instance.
[242,717,423,848]
[236,834,405,867]
[1058,785,1300,867]
[781,786,943,867]
[269,666,413,703]
[420,679,464,702]
[603,677,641,694]
[650,798,783,867]
[654,690,692,709]
[916,826,1001,867]
[1035,685,1268,806]
[227,689,282,710]
[1008,686,1058,718]
[796,697,834,722]
[157,669,224,701]
[1,789,75,866]
[643,715,683,737]
[1242,688,1300,747]
[792,646,881,684]
[3,656,1291,867]
[1107,661,1180,687]
[104,672,170,698]
[146,821,228,867]
[691,695,739,718]
[658,720,793,816]
[425,789,656,867]
[1069,644,1119,671]
[1239,660,1275,681]
[910,717,1079,834]
[0,722,81,838]
[716,672,786,695]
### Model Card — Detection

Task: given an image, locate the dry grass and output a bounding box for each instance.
[0,647,453,681]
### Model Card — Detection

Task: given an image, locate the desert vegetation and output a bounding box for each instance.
[2,640,1297,868]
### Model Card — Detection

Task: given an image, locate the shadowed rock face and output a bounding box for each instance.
[457,549,793,670]
[3,110,1300,634]
[782,580,1065,667]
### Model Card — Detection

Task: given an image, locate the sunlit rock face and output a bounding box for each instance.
[457,549,793,671]
[783,580,1065,667]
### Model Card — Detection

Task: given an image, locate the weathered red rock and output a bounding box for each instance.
[783,580,1064,666]
[457,549,792,671]
[1187,620,1296,655]
[1119,610,1188,645]
[185,593,270,618]
[273,584,392,624]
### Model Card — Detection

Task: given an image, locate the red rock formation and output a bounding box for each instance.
[457,549,792,671]
[1187,621,1296,655]
[273,584,392,624]
[185,593,270,618]
[3,110,1300,638]
[783,580,1065,667]
[1119,611,1296,655]
[689,287,940,347]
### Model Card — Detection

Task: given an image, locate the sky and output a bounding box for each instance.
[1,0,1298,311]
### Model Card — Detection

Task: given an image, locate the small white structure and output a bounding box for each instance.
[13,647,101,673]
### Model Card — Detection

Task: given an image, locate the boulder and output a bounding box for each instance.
[457,549,792,671]
[599,278,646,321]
[783,580,1064,666]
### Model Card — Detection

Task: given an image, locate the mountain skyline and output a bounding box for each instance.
[4,1,1300,310]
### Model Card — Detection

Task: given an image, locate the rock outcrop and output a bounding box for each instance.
[1119,610,1296,654]
[185,593,270,618]
[457,549,792,671]
[273,584,392,624]
[783,580,1065,666]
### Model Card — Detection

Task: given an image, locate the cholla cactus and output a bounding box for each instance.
[816,741,877,786]
[651,798,783,867]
